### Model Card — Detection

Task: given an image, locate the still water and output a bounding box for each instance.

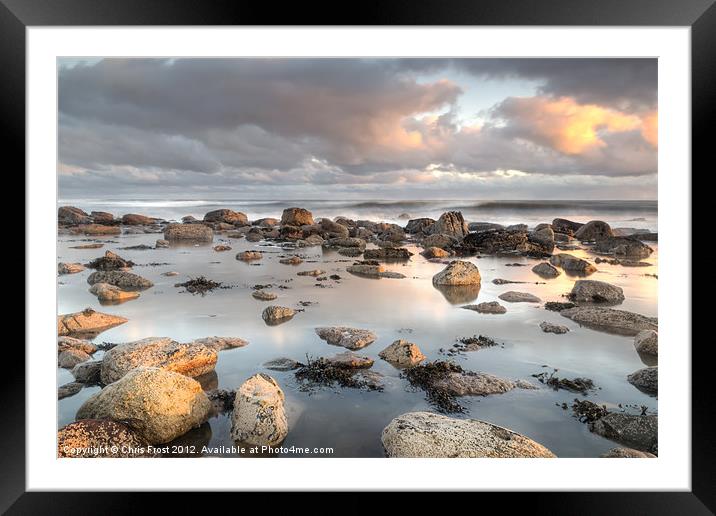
[57,206,658,458]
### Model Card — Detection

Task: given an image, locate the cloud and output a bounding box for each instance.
[58,58,657,198]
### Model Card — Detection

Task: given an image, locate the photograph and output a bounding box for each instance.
[55,57,660,460]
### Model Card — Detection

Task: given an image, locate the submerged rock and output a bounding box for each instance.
[378,339,426,367]
[76,224,122,235]
[58,336,97,355]
[57,419,156,458]
[363,247,413,261]
[540,321,570,334]
[297,268,325,276]
[593,236,653,258]
[433,283,481,305]
[432,371,534,397]
[252,290,278,301]
[315,326,377,350]
[279,255,303,265]
[462,301,507,314]
[164,223,213,241]
[432,260,481,286]
[264,357,302,371]
[326,351,375,369]
[57,308,128,337]
[262,306,295,325]
[58,382,84,399]
[498,291,541,303]
[190,336,248,352]
[231,374,288,446]
[58,349,91,368]
[569,280,625,304]
[58,262,86,275]
[532,262,560,278]
[574,220,613,241]
[634,330,658,356]
[76,367,211,444]
[601,447,657,458]
[87,270,153,290]
[627,366,658,394]
[101,337,218,384]
[560,307,657,335]
[549,253,597,275]
[420,246,450,259]
[381,412,556,458]
[89,282,141,303]
[590,413,658,454]
[236,250,263,261]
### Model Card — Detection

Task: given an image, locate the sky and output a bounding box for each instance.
[57,58,657,200]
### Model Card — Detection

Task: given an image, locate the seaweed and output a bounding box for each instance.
[440,335,500,356]
[544,301,577,312]
[571,399,608,423]
[532,370,595,393]
[294,355,383,392]
[401,360,466,413]
[175,276,222,295]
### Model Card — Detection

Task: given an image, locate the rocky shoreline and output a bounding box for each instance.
[57,205,658,458]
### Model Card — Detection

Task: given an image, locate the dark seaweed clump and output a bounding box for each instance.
[441,335,499,356]
[532,370,595,394]
[175,276,222,295]
[571,399,608,423]
[294,355,383,392]
[86,254,134,270]
[402,360,466,414]
[544,301,577,312]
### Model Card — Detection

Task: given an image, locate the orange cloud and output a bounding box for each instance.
[497,96,655,155]
[641,111,658,147]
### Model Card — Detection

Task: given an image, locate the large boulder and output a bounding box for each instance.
[528,226,555,252]
[57,419,156,458]
[590,413,658,454]
[634,330,658,356]
[58,206,91,225]
[431,211,469,238]
[100,337,218,384]
[561,307,657,335]
[569,280,625,303]
[549,253,597,274]
[57,308,128,337]
[58,349,91,368]
[462,301,507,314]
[164,223,213,241]
[76,367,212,444]
[122,213,156,225]
[379,340,426,367]
[405,218,435,235]
[90,211,115,224]
[532,262,560,278]
[552,218,583,236]
[230,374,288,446]
[87,270,153,290]
[58,336,97,355]
[432,260,481,286]
[315,326,377,350]
[189,336,248,352]
[593,236,653,258]
[627,366,658,394]
[203,209,248,226]
[381,412,556,458]
[281,207,314,226]
[574,220,613,241]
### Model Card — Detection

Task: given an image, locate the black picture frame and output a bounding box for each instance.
[7,0,710,511]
